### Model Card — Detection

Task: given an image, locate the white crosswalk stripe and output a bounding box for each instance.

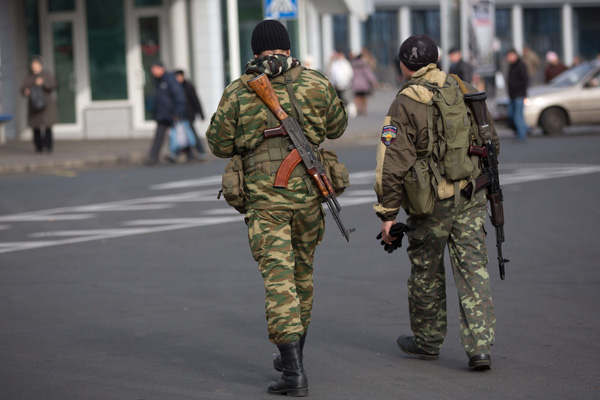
[0,163,598,255]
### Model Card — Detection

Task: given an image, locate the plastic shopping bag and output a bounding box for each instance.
[169,120,196,154]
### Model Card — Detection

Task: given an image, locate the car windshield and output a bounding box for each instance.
[550,63,596,87]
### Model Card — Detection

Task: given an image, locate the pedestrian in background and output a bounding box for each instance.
[174,69,207,160]
[351,53,379,116]
[206,19,347,396]
[327,49,354,103]
[506,48,529,141]
[448,47,474,83]
[544,51,568,83]
[20,56,58,153]
[375,34,499,371]
[360,46,378,71]
[144,60,188,165]
[522,45,540,82]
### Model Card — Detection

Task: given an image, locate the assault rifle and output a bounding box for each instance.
[247,73,354,242]
[462,91,509,280]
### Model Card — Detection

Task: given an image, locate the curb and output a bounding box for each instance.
[0,152,147,175]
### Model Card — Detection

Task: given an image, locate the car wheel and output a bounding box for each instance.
[540,108,567,136]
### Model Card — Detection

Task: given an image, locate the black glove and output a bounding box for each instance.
[376,222,412,254]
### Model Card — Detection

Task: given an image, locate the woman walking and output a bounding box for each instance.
[21,56,58,153]
[351,53,378,116]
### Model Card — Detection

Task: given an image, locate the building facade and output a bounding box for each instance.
[0,0,598,142]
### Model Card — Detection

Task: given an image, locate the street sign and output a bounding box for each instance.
[264,0,298,20]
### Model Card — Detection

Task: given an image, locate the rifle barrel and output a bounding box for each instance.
[325,197,351,242]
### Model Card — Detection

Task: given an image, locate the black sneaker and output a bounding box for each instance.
[468,354,491,371]
[396,335,439,360]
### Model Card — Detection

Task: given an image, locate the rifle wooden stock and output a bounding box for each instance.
[274,149,302,188]
[487,193,505,226]
[461,173,490,198]
[321,173,335,196]
[308,167,330,198]
[247,73,353,241]
[247,73,289,121]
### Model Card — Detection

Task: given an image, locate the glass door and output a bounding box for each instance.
[126,0,169,131]
[139,16,161,122]
[52,21,77,123]
[40,0,89,135]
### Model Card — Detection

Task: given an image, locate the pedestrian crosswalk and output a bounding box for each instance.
[1,163,599,255]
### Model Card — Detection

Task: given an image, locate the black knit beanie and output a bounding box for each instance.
[251,20,291,55]
[398,34,439,71]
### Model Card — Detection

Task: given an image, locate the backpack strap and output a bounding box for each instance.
[282,69,305,127]
[450,73,469,94]
[450,73,479,199]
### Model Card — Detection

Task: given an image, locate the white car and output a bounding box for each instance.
[524,61,600,135]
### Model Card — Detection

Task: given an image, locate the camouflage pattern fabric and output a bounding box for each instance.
[245,54,301,77]
[207,57,347,210]
[405,190,495,357]
[207,55,347,346]
[246,203,325,345]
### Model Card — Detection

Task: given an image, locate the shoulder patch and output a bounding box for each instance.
[381,125,398,146]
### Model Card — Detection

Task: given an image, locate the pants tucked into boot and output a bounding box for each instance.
[268,341,308,397]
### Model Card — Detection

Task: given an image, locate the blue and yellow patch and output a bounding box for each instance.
[381,125,398,146]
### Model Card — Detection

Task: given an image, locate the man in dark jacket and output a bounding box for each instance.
[174,70,206,157]
[506,49,529,141]
[544,51,568,83]
[448,47,474,83]
[144,60,187,165]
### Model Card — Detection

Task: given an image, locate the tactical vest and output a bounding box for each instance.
[239,67,311,181]
[401,74,482,215]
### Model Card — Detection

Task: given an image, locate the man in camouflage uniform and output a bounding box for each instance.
[374,35,500,371]
[206,20,347,396]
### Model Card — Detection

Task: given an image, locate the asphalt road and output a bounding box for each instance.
[1,133,600,400]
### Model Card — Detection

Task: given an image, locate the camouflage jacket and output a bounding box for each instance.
[207,55,348,210]
[374,64,500,221]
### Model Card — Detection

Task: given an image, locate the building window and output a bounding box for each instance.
[238,0,263,69]
[48,0,75,12]
[574,7,600,62]
[52,21,76,123]
[284,19,300,61]
[523,8,562,60]
[135,0,162,7]
[139,17,161,121]
[363,10,398,68]
[86,0,128,100]
[495,8,512,56]
[25,0,41,58]
[333,14,349,55]
[411,9,441,47]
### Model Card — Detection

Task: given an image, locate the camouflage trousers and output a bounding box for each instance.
[246,202,325,345]
[405,191,496,357]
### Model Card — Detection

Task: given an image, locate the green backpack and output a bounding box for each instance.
[401,75,481,216]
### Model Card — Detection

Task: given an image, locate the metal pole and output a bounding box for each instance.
[562,3,573,66]
[441,0,450,72]
[227,0,241,80]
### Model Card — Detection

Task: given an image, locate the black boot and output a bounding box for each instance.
[268,341,308,397]
[274,332,306,372]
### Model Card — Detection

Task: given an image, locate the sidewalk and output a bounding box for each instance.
[0,89,511,176]
[0,138,150,175]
